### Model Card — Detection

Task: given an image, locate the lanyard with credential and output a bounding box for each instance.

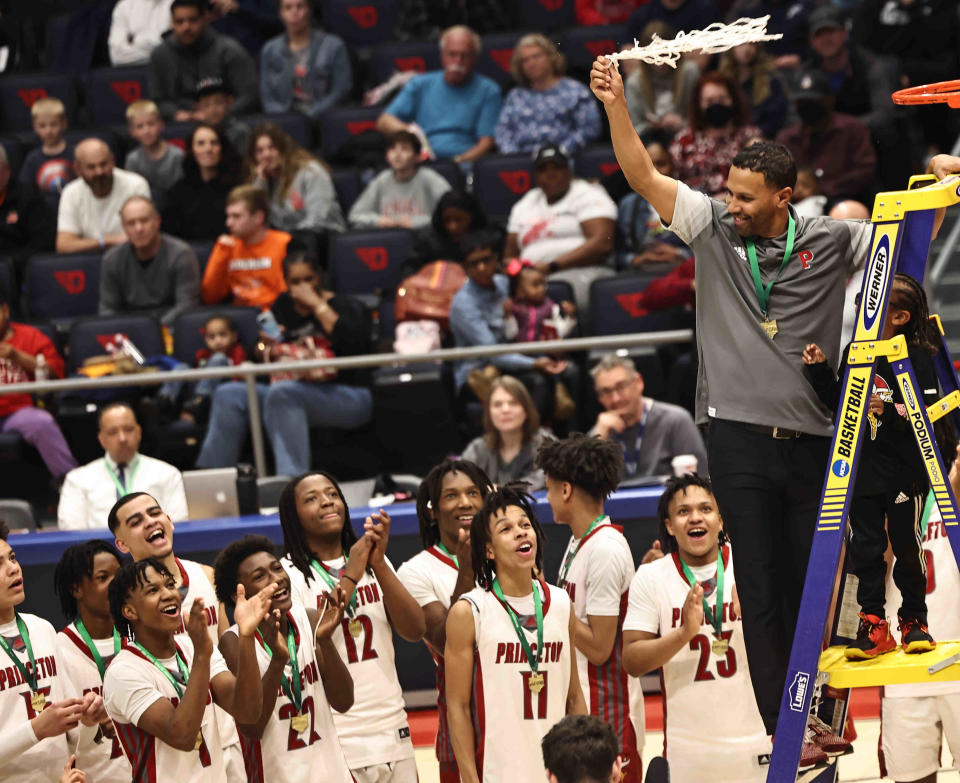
[256,619,310,734]
[105,455,140,498]
[133,641,205,750]
[74,619,121,681]
[0,614,45,711]
[678,549,728,656]
[557,515,606,587]
[492,578,545,693]
[744,213,796,340]
[620,403,648,477]
[310,556,361,638]
[436,541,458,568]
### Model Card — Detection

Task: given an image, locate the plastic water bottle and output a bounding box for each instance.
[236,463,259,516]
[34,354,48,382]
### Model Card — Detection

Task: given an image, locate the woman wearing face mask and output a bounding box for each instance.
[669,72,761,197]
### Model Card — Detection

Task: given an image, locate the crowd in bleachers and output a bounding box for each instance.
[0,0,957,513]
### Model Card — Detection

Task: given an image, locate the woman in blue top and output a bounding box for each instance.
[494,34,602,155]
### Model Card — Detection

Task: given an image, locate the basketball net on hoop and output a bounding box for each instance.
[608,16,783,68]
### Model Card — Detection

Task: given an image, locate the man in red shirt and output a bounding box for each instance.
[0,293,76,479]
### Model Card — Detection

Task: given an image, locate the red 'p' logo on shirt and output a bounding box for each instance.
[110,80,142,104]
[347,5,377,28]
[17,88,48,109]
[54,270,85,294]
[356,247,387,271]
[489,49,514,72]
[615,293,648,318]
[395,57,426,72]
[347,120,377,135]
[798,249,814,269]
[498,171,530,194]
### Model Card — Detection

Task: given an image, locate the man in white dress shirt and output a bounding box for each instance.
[58,402,188,529]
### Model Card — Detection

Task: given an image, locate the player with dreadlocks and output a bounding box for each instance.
[278,471,425,783]
[398,458,493,782]
[54,541,131,782]
[445,484,586,783]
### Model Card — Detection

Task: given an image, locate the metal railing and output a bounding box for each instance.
[0,329,693,477]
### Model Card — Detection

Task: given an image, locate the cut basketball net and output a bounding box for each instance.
[608,16,782,68]
[892,79,960,109]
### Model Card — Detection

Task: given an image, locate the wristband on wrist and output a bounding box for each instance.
[97,234,105,250]
[342,574,358,585]
[547,260,559,274]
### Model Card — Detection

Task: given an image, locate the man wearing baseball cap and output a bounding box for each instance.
[776,70,876,201]
[503,143,618,314]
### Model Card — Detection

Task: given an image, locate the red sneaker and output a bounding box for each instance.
[799,732,829,768]
[844,613,896,660]
[898,616,936,654]
[807,716,852,757]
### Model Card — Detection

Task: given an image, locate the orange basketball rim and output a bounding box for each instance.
[893,79,960,108]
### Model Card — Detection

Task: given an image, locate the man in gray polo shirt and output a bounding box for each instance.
[99,195,201,325]
[590,55,960,743]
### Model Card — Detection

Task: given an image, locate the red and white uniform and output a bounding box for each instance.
[224,603,353,783]
[624,548,769,783]
[882,504,960,779]
[397,545,460,766]
[57,623,132,782]
[461,580,572,783]
[283,556,415,770]
[558,518,643,779]
[173,556,242,778]
[0,613,72,783]
[103,636,228,783]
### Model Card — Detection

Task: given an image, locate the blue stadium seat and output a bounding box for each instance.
[472,154,533,220]
[319,105,380,159]
[560,25,628,71]
[65,129,121,160]
[67,315,163,374]
[322,0,400,46]
[328,228,414,295]
[87,66,149,126]
[518,0,575,31]
[171,305,260,364]
[0,73,77,132]
[0,257,14,302]
[331,168,361,213]
[25,320,61,354]
[476,33,521,89]
[589,274,677,336]
[161,122,195,153]
[245,112,312,150]
[25,253,101,321]
[423,159,464,191]
[188,242,216,277]
[546,279,575,307]
[370,40,440,84]
[575,145,620,181]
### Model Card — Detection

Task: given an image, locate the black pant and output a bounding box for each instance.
[850,488,928,624]
[707,419,831,735]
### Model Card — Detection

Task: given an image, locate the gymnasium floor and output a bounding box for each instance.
[406,688,960,782]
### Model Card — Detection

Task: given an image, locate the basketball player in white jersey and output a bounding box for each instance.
[398,458,492,783]
[881,443,960,783]
[103,557,274,782]
[446,484,587,783]
[54,540,132,782]
[538,434,643,781]
[108,491,245,781]
[212,534,356,782]
[622,475,770,782]
[279,471,426,783]
[0,522,106,783]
